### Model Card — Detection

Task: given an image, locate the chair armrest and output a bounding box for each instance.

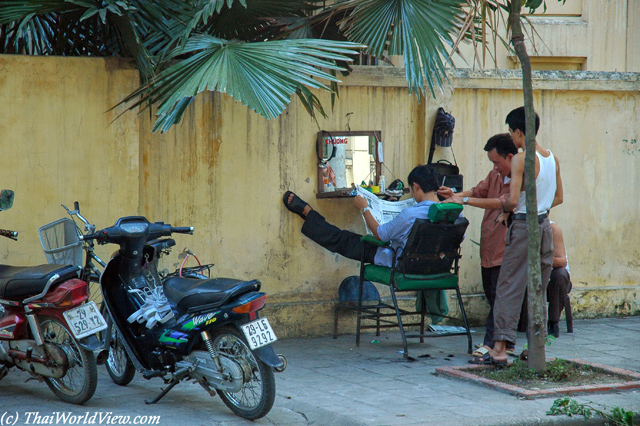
[360,235,390,247]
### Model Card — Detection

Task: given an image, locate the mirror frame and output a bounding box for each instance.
[316,130,382,198]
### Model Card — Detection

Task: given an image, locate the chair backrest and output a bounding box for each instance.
[428,203,463,223]
[401,216,469,275]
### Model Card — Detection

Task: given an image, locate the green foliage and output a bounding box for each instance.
[0,0,571,132]
[479,358,594,384]
[492,358,536,381]
[68,0,135,24]
[545,357,590,382]
[338,0,464,99]
[548,397,593,419]
[0,0,465,132]
[548,397,636,426]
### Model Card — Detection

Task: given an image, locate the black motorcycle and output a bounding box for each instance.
[84,216,285,420]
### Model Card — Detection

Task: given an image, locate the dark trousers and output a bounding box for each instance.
[493,218,554,345]
[482,265,515,350]
[517,267,572,329]
[481,266,501,348]
[301,210,377,263]
[547,267,572,322]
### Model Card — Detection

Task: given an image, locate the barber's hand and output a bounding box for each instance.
[353,195,368,210]
[496,211,510,226]
[442,194,463,205]
[437,186,455,199]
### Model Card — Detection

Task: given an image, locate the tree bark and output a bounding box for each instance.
[508,0,546,372]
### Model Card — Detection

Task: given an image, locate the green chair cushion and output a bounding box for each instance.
[428,203,463,223]
[363,265,459,291]
[360,234,390,247]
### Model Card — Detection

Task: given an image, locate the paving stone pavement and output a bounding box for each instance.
[1,316,639,426]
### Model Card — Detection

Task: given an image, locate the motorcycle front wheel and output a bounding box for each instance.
[208,326,276,420]
[105,322,136,386]
[40,317,97,404]
[101,307,136,386]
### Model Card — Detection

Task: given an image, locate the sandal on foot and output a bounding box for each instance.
[506,347,516,356]
[472,346,489,358]
[283,191,308,219]
[468,352,507,366]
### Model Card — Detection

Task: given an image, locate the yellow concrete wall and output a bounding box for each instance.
[138,83,429,337]
[1,56,638,338]
[444,70,640,320]
[453,0,639,72]
[0,55,140,266]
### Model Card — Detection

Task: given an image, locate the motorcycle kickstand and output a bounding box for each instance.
[195,378,217,398]
[144,366,192,405]
[0,366,8,381]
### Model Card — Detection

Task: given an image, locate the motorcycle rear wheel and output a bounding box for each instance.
[208,326,275,420]
[40,317,97,404]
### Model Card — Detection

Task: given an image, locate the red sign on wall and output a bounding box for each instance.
[324,137,348,145]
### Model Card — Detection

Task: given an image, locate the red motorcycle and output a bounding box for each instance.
[0,190,102,404]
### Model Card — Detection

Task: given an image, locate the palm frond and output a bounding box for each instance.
[118,36,363,132]
[335,0,465,99]
[0,0,76,24]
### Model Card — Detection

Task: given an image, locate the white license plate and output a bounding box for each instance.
[63,301,107,339]
[241,318,277,350]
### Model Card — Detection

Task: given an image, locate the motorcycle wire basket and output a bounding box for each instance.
[38,217,83,267]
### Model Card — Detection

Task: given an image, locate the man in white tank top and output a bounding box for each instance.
[470,106,563,366]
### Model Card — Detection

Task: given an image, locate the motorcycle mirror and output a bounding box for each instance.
[0,190,14,211]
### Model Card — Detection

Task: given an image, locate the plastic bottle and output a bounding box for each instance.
[379,175,386,192]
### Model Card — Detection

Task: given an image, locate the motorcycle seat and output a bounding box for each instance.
[0,264,80,300]
[163,277,261,314]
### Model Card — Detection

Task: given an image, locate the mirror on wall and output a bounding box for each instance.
[316,131,382,198]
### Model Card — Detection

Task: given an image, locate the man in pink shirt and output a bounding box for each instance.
[438,133,517,357]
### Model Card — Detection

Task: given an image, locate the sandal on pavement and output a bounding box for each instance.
[472,346,489,358]
[468,352,507,366]
[283,191,308,219]
[506,347,515,356]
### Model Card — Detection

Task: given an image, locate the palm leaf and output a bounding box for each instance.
[334,0,465,99]
[0,0,76,24]
[118,36,363,132]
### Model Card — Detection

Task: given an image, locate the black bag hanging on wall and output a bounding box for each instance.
[428,108,463,198]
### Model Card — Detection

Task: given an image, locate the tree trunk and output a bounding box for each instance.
[508,1,546,372]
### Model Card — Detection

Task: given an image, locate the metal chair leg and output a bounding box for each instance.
[389,285,409,359]
[356,263,366,348]
[564,294,573,333]
[419,291,426,343]
[455,287,473,355]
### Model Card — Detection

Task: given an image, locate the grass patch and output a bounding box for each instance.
[472,358,625,390]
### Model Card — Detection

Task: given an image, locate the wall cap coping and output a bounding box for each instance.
[340,66,640,92]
